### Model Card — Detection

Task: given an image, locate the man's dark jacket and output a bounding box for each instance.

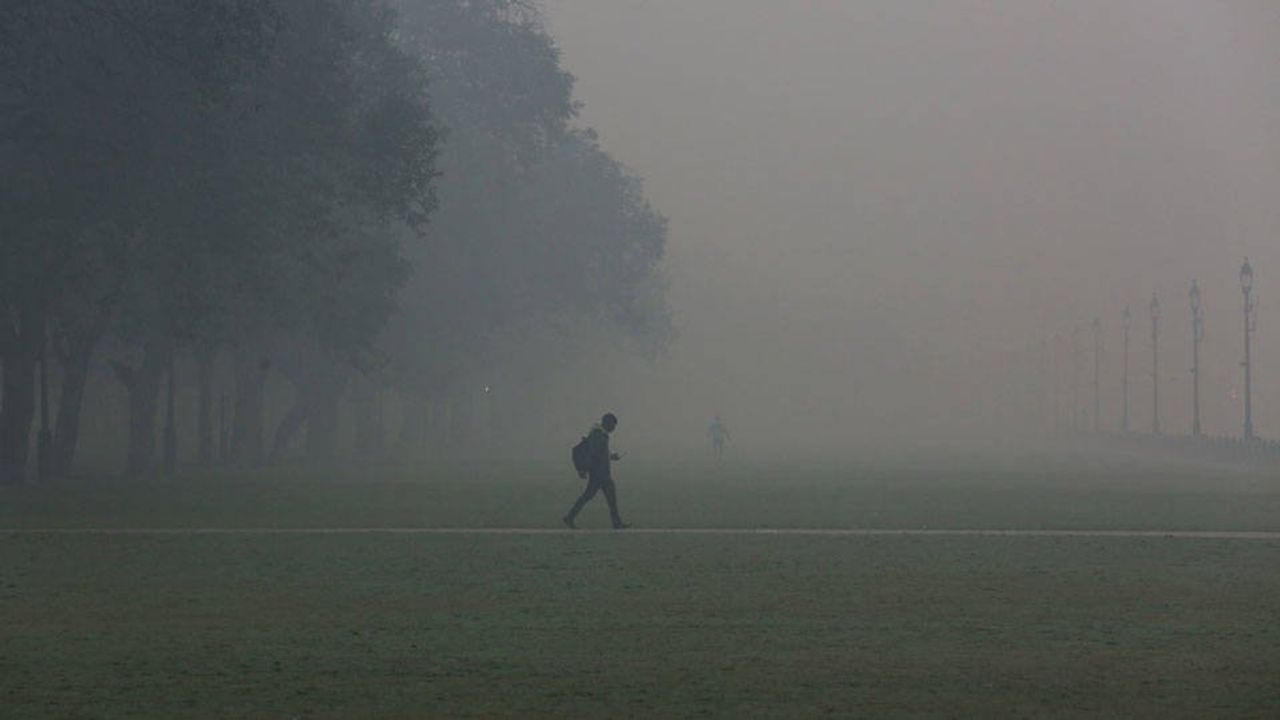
[585,425,611,480]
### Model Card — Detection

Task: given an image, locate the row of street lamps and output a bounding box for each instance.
[1101,258,1257,440]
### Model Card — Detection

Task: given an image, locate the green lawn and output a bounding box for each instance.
[2,452,1279,531]
[2,452,1279,718]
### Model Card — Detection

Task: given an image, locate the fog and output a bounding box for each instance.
[8,1,1280,480]
[545,0,1280,454]
[10,7,1280,715]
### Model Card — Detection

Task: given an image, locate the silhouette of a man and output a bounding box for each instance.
[708,415,729,461]
[563,412,628,529]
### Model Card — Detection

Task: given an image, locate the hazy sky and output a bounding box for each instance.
[543,1,1280,447]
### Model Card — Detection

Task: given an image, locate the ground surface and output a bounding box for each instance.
[2,451,1279,718]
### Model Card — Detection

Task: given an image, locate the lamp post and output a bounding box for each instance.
[1241,258,1255,441]
[1150,292,1161,435]
[1091,318,1101,433]
[1038,338,1048,431]
[1122,305,1131,434]
[1049,333,1060,432]
[1071,324,1082,431]
[1190,280,1204,437]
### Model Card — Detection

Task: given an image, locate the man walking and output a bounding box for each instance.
[708,415,730,461]
[563,412,629,529]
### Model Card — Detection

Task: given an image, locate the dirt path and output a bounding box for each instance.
[4,527,1280,539]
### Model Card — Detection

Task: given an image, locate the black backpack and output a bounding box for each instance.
[571,435,590,478]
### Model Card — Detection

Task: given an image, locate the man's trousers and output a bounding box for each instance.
[566,473,623,528]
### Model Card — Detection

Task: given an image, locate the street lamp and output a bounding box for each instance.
[1150,292,1161,435]
[1071,324,1082,432]
[1190,280,1203,437]
[1121,304,1131,433]
[1091,318,1101,433]
[1049,332,1061,432]
[1241,257,1256,440]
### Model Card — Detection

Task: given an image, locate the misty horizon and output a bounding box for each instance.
[544,0,1280,451]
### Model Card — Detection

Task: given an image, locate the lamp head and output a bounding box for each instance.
[1241,257,1254,293]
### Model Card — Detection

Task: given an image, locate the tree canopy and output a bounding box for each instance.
[0,0,668,480]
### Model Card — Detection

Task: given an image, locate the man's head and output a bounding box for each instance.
[601,413,618,432]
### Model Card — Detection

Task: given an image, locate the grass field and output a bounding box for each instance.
[3,451,1279,718]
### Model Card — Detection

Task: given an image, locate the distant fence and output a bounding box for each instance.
[1091,432,1280,467]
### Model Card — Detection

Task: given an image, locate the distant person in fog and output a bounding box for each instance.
[708,415,730,461]
[564,412,629,529]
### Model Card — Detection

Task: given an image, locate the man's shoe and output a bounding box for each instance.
[562,516,577,530]
[612,522,631,530]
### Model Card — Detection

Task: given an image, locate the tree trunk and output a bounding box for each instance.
[162,353,176,474]
[195,344,216,466]
[49,290,114,478]
[51,334,95,477]
[397,393,427,458]
[306,373,347,462]
[218,393,230,463]
[350,379,385,458]
[271,383,312,461]
[36,336,52,483]
[230,350,270,467]
[449,395,469,447]
[117,342,167,475]
[0,304,43,485]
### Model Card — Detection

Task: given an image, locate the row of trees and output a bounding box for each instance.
[0,0,669,483]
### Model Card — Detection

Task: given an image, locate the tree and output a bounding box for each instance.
[2,0,437,477]
[0,0,278,482]
[137,0,437,469]
[384,0,669,452]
